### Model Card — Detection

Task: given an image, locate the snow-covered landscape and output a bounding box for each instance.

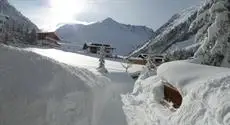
[56,17,155,55]
[1,0,230,125]
[122,61,230,125]
[0,45,141,125]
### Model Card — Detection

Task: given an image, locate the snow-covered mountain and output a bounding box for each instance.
[130,6,199,56]
[0,0,37,30]
[131,0,230,67]
[56,17,155,55]
[0,0,38,45]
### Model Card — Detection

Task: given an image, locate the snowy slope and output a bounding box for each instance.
[192,0,230,67]
[0,45,136,125]
[56,18,155,55]
[0,0,38,45]
[130,7,198,57]
[0,0,38,30]
[131,0,230,67]
[122,61,230,125]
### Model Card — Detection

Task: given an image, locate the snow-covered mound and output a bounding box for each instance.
[122,61,230,125]
[56,17,155,55]
[131,0,230,67]
[0,45,134,125]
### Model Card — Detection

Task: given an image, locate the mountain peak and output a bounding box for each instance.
[102,17,118,24]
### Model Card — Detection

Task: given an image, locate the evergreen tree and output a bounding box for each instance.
[82,43,88,50]
[28,28,37,44]
[97,46,108,73]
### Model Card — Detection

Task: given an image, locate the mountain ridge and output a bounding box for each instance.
[131,0,230,67]
[0,0,38,30]
[56,17,155,55]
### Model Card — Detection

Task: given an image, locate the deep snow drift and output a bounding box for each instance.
[0,45,134,125]
[122,61,230,125]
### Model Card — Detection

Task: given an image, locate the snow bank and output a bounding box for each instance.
[122,61,230,125]
[0,45,133,125]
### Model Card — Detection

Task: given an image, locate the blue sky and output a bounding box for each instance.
[8,0,202,31]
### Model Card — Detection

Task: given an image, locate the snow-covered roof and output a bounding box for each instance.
[157,61,230,94]
[122,61,230,125]
[86,43,115,49]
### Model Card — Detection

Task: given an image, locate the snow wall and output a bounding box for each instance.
[122,61,230,125]
[0,45,132,125]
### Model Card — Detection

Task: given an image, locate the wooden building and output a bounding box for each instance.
[127,57,147,65]
[84,43,115,57]
[37,32,61,47]
[128,54,165,65]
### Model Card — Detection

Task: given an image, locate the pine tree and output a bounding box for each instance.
[28,28,37,44]
[97,46,108,73]
[82,43,88,50]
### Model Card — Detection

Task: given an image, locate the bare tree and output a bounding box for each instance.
[121,59,132,72]
[146,47,157,70]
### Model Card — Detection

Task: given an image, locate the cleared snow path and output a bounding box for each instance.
[27,48,141,72]
[0,46,135,125]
